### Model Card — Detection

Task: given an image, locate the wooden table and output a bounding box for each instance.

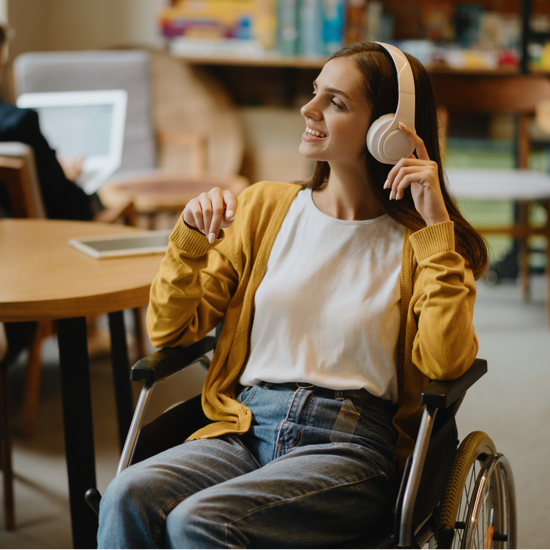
[0,219,164,548]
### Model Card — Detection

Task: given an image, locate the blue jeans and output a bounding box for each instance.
[98,382,397,549]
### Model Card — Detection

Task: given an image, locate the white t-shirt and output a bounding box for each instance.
[239,188,404,403]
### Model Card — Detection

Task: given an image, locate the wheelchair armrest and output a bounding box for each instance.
[419,358,487,409]
[130,337,216,383]
[399,358,487,547]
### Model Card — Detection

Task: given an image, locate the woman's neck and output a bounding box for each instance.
[312,161,385,221]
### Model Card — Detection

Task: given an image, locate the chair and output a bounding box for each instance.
[0,143,40,530]
[0,142,50,447]
[0,142,45,219]
[12,49,249,228]
[0,319,15,531]
[431,74,550,320]
[0,142,48,530]
[85,337,517,548]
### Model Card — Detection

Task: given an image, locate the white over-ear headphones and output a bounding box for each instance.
[366,42,416,165]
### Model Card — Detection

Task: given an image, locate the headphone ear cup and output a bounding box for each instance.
[383,129,416,161]
[366,113,394,163]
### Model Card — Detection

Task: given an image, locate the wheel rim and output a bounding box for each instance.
[462,454,515,549]
[436,432,517,549]
[435,432,508,548]
[449,450,491,548]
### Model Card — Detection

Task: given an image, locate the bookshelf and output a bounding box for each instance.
[170,51,327,69]
[172,50,536,75]
[169,50,550,110]
[163,0,550,76]
[166,0,550,107]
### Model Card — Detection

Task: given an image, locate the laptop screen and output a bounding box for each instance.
[16,89,127,194]
[35,103,114,158]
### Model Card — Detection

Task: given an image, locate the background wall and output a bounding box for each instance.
[7,0,166,59]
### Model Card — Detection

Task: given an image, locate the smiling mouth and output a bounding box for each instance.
[305,127,327,138]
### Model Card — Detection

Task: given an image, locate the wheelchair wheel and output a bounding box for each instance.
[435,431,517,549]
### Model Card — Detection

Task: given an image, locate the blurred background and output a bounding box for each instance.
[1,0,550,548]
[4,0,550,273]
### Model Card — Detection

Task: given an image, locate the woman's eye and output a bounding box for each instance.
[310,92,316,98]
[331,99,343,109]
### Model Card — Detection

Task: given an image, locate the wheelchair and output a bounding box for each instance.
[86,334,517,549]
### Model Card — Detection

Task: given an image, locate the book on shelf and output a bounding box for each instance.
[277,0,299,57]
[256,0,277,50]
[346,0,368,45]
[300,0,324,57]
[273,0,351,57]
[322,0,347,55]
[159,0,264,55]
[159,0,370,59]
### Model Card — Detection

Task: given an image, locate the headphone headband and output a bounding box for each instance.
[377,42,415,94]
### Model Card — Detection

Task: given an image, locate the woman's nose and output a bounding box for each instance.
[301,101,320,120]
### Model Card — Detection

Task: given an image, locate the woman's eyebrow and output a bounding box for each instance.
[325,86,352,100]
[312,80,353,101]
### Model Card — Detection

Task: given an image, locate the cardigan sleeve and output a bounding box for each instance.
[409,221,479,380]
[146,216,239,349]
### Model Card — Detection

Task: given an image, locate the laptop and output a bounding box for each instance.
[16,89,128,195]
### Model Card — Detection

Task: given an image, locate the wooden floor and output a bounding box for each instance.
[1,278,549,549]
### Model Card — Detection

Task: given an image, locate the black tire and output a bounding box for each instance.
[435,431,516,548]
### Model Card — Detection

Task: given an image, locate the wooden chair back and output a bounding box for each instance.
[0,157,38,218]
[430,75,550,169]
[0,143,44,531]
[0,143,45,218]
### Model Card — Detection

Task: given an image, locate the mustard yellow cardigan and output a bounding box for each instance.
[147,181,479,471]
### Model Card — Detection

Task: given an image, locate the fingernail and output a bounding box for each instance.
[226,210,234,219]
[383,179,389,189]
[399,122,408,130]
[208,232,216,244]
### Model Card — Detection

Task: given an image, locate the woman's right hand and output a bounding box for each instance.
[183,187,238,243]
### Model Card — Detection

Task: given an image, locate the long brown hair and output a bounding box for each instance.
[302,42,488,279]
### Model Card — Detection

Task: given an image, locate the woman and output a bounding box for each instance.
[98,42,486,549]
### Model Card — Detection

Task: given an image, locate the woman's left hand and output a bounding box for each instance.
[383,123,450,226]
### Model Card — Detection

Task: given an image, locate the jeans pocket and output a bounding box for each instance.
[237,385,259,406]
[355,401,397,440]
[356,415,395,439]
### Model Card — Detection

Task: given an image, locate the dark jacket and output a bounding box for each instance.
[0,101,95,220]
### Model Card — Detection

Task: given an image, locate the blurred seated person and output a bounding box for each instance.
[0,22,101,220]
[0,22,104,362]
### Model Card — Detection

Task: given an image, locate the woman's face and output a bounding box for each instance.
[299,57,372,166]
